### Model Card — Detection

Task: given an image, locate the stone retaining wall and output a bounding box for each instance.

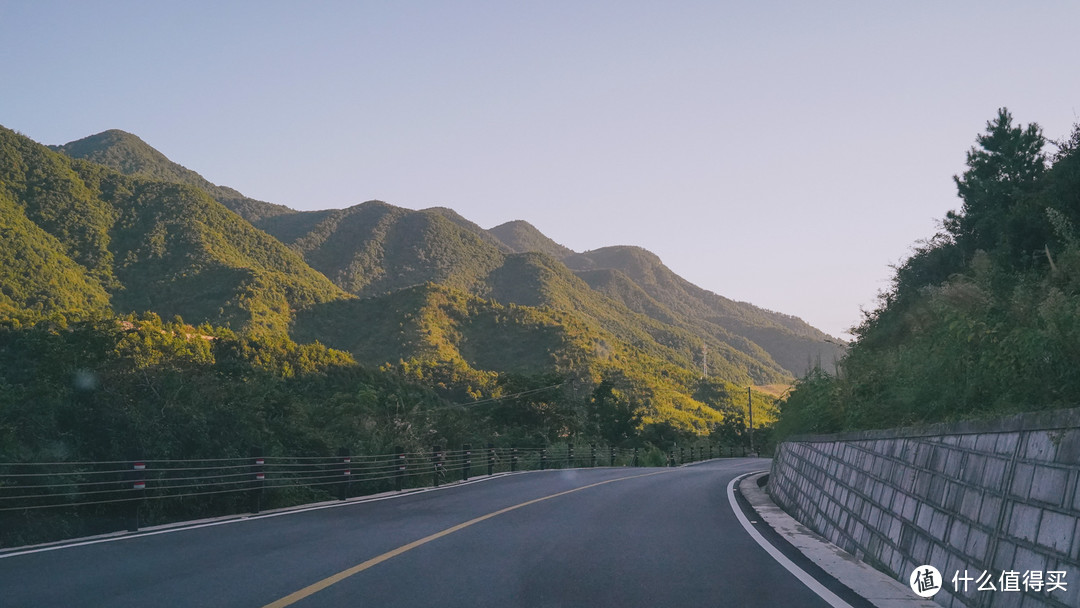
[769,409,1080,608]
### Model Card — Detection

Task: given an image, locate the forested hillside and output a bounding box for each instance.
[55,129,839,381]
[1,124,789,462]
[54,130,295,223]
[777,109,1080,437]
[2,127,347,334]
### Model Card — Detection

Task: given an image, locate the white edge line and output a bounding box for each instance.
[0,470,520,560]
[727,471,855,608]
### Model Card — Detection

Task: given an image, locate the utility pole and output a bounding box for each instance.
[748,386,755,455]
[702,342,708,378]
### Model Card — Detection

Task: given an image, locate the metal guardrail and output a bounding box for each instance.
[0,442,750,543]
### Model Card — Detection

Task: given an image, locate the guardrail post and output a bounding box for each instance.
[590,443,596,468]
[633,447,639,467]
[709,444,713,460]
[610,446,615,466]
[487,443,495,476]
[395,446,405,491]
[668,450,675,467]
[463,444,471,482]
[567,444,573,468]
[432,445,443,487]
[541,448,547,471]
[250,447,265,514]
[679,447,685,465]
[128,456,146,532]
[511,446,518,472]
[338,447,351,500]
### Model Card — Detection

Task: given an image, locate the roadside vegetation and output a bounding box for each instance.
[777,110,1080,437]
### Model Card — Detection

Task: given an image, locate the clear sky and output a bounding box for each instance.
[2,1,1078,339]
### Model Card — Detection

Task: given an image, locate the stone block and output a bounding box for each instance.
[962,454,986,485]
[931,509,950,540]
[965,527,989,561]
[903,495,919,522]
[960,434,978,450]
[930,446,947,472]
[997,432,1020,455]
[871,482,883,504]
[916,443,931,468]
[993,540,1017,572]
[900,523,915,552]
[950,519,971,550]
[917,503,935,530]
[960,488,983,522]
[1036,510,1075,554]
[869,505,882,529]
[980,495,1003,528]
[984,456,1007,491]
[930,542,949,572]
[1011,545,1046,581]
[913,534,931,562]
[945,449,963,478]
[887,515,901,540]
[1054,429,1080,465]
[1010,463,1035,499]
[929,475,947,506]
[893,552,908,577]
[881,485,895,509]
[916,470,933,495]
[976,433,998,453]
[1028,465,1067,506]
[944,481,963,512]
[1008,503,1042,543]
[1023,430,1057,462]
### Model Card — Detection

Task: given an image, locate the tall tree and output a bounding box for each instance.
[947,108,1046,257]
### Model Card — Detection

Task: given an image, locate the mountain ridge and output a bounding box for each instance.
[3,126,348,334]
[48,128,841,380]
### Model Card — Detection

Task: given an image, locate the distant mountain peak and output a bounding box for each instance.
[54,130,295,223]
[488,220,574,259]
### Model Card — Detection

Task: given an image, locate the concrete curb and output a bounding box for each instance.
[739,472,940,608]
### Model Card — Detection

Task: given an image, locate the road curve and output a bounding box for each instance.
[1,458,837,607]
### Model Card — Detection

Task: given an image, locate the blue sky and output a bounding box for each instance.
[3,1,1079,338]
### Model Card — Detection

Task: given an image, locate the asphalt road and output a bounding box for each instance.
[1,458,839,607]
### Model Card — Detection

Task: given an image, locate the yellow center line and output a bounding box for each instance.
[262,469,671,608]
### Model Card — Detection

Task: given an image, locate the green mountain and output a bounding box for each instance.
[272,201,507,296]
[2,126,347,334]
[485,224,844,376]
[56,129,838,379]
[562,246,844,375]
[489,220,574,259]
[291,281,726,432]
[0,189,111,318]
[39,126,852,433]
[484,251,790,384]
[54,130,296,223]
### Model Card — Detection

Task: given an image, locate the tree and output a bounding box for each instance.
[586,377,643,447]
[948,108,1046,257]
